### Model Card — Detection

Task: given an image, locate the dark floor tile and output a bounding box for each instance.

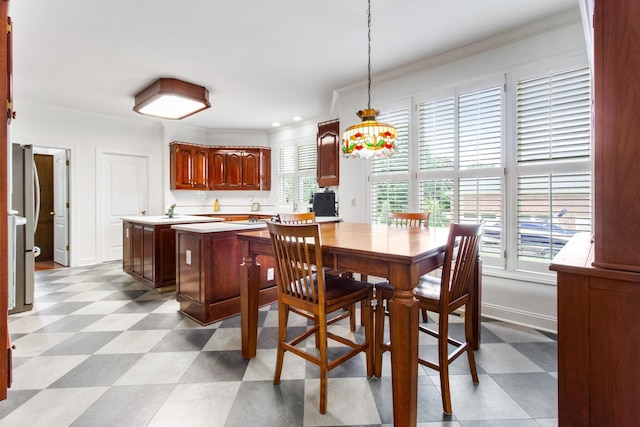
[71,384,174,427]
[34,302,93,315]
[218,310,269,328]
[491,372,558,418]
[511,341,557,372]
[0,389,40,419]
[257,326,279,349]
[35,315,104,333]
[49,354,144,388]
[102,290,150,302]
[43,331,122,355]
[225,380,305,427]
[180,351,248,383]
[150,329,216,352]
[128,312,184,330]
[112,299,165,313]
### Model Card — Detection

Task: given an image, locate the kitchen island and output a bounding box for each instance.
[121,215,223,290]
[171,217,340,325]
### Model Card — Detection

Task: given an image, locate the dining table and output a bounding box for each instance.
[237,221,482,426]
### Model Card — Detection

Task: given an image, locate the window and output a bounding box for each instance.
[368,66,591,275]
[276,139,318,208]
[418,85,504,261]
[514,67,592,270]
[369,104,411,224]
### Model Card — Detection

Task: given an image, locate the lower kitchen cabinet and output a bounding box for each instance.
[175,229,277,325]
[123,221,179,289]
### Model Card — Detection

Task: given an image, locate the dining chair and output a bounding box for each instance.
[388,211,430,228]
[369,212,433,323]
[266,221,374,414]
[374,221,483,415]
[277,211,316,224]
[278,212,358,331]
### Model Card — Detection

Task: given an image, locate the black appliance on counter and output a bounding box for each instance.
[311,191,336,216]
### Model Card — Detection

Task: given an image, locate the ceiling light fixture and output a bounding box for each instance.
[133,78,211,120]
[341,0,397,159]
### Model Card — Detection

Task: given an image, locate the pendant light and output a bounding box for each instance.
[341,0,397,159]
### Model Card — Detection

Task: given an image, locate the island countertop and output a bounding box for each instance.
[120,215,224,225]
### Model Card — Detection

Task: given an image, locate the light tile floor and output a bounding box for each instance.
[1,262,558,426]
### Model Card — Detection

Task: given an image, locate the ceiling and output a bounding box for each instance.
[9,0,579,131]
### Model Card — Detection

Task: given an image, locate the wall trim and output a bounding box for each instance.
[482,302,557,334]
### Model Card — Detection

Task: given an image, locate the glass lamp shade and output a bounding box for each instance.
[133,78,210,120]
[341,108,397,159]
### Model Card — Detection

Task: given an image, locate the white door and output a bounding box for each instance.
[53,150,69,266]
[100,153,149,262]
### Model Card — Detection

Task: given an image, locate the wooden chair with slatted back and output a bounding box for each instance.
[278,211,316,224]
[267,221,374,414]
[279,212,358,331]
[370,211,432,324]
[374,221,483,414]
[388,211,430,227]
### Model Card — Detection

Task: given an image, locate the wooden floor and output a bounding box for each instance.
[35,260,66,271]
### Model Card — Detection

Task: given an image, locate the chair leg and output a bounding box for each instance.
[439,314,453,415]
[318,315,329,414]
[363,295,375,377]
[374,297,386,378]
[421,308,429,323]
[465,306,479,384]
[274,304,289,385]
[349,303,356,332]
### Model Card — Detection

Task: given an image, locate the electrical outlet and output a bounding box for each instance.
[186,250,192,265]
[267,267,274,281]
[351,197,357,207]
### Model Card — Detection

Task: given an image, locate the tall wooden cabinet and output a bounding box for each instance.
[551,1,640,425]
[1,0,10,400]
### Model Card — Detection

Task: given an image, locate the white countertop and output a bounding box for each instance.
[171,216,341,233]
[120,215,225,225]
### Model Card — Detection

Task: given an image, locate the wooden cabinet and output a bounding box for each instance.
[592,0,640,271]
[175,228,277,325]
[171,142,271,191]
[317,119,340,187]
[551,1,640,426]
[170,142,208,190]
[123,220,179,289]
[208,147,271,190]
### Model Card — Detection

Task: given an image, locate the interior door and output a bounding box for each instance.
[99,152,148,262]
[53,150,69,266]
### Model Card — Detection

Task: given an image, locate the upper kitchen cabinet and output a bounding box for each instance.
[170,142,209,190]
[316,119,340,187]
[209,147,271,191]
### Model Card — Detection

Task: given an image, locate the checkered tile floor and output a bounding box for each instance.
[1,262,558,426]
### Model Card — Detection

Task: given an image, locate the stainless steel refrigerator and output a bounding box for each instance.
[9,143,37,314]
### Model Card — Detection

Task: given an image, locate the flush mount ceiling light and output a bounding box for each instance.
[341,0,397,159]
[133,78,211,120]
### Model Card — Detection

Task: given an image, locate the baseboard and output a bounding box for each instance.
[481,302,557,334]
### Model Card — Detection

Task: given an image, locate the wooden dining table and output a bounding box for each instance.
[237,221,482,426]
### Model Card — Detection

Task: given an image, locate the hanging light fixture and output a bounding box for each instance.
[341,0,397,159]
[133,78,211,120]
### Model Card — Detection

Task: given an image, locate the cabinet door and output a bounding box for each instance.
[209,149,226,190]
[225,151,243,189]
[132,224,143,275]
[317,120,340,187]
[260,148,271,190]
[242,149,261,190]
[170,143,209,190]
[170,145,193,189]
[142,226,154,281]
[123,222,133,272]
[190,147,209,189]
